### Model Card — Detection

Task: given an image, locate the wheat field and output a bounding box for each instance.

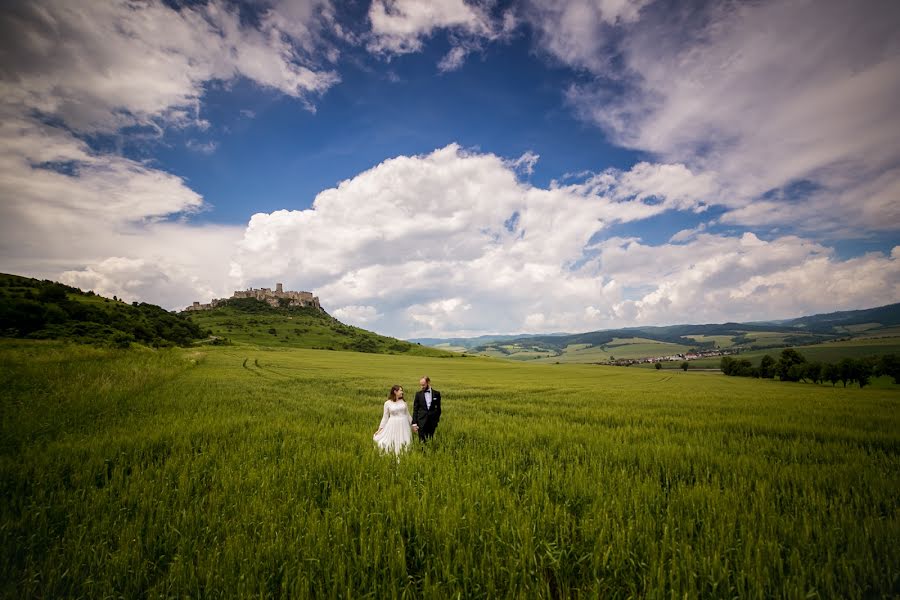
[1,340,898,598]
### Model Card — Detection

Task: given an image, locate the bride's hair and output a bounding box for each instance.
[388,384,402,400]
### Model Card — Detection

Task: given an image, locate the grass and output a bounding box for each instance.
[1,339,898,598]
[684,334,736,348]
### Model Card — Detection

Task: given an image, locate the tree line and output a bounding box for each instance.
[721,348,899,388]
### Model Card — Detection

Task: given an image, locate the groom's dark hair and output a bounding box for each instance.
[423,376,430,383]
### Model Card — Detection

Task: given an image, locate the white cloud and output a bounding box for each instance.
[226,144,900,337]
[0,0,339,134]
[367,0,504,70]
[58,255,233,309]
[0,0,342,309]
[507,151,540,176]
[555,0,900,234]
[437,45,470,72]
[368,0,492,53]
[599,237,900,326]
[332,305,383,326]
[186,139,219,155]
[522,0,650,71]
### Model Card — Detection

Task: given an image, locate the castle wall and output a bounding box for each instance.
[185,284,321,312]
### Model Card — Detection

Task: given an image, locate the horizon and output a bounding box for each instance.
[1,0,898,339]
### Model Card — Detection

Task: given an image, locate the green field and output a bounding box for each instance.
[475,338,695,363]
[2,340,898,597]
[684,334,737,348]
[686,337,900,369]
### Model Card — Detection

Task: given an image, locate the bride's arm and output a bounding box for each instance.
[405,401,412,425]
[375,402,389,433]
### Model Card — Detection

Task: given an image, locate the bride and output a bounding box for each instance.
[373,385,412,454]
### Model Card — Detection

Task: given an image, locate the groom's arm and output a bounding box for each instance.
[411,393,420,426]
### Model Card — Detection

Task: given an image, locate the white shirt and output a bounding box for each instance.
[424,388,432,409]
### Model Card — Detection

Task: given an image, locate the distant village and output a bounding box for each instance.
[609,348,736,366]
[185,283,321,312]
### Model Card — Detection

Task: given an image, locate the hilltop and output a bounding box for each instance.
[0,272,454,357]
[183,297,454,357]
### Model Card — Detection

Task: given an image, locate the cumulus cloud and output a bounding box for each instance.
[227,144,900,337]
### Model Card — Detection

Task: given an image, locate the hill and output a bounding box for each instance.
[422,303,900,363]
[0,273,202,347]
[183,297,454,357]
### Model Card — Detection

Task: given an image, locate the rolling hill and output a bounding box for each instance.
[0,272,454,357]
[183,297,454,357]
[415,303,900,363]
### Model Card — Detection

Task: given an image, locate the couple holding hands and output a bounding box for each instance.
[373,376,441,455]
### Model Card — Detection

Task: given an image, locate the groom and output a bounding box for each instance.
[411,376,441,441]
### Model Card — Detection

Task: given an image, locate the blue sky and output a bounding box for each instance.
[1,0,898,338]
[153,33,639,224]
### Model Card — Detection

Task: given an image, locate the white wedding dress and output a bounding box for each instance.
[373,400,412,454]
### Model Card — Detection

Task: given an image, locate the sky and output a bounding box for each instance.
[1,0,898,339]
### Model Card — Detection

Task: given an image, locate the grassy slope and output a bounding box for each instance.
[184,299,453,358]
[1,340,898,597]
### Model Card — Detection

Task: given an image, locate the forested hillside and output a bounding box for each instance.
[0,273,203,347]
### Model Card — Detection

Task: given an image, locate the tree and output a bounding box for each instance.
[720,356,753,377]
[720,356,734,374]
[776,348,807,381]
[877,354,900,384]
[851,359,872,389]
[655,362,662,370]
[759,354,776,379]
[681,361,689,371]
[838,358,854,387]
[803,362,823,384]
[823,363,840,387]
[110,331,134,349]
[37,283,68,303]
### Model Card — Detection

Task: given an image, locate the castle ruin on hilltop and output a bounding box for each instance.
[185,283,321,312]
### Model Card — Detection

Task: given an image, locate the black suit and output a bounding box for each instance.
[412,388,441,441]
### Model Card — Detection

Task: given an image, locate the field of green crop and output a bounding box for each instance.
[2,340,898,598]
[684,334,737,348]
[686,336,900,369]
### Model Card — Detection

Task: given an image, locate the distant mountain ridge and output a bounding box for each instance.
[412,303,900,354]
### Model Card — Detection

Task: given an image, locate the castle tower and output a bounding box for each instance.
[276,283,283,294]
